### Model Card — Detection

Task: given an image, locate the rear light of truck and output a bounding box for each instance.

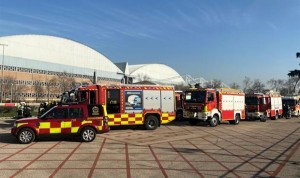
[104,116,108,126]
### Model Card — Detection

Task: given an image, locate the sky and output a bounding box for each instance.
[0,0,300,86]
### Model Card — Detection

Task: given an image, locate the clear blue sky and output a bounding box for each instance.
[0,0,300,86]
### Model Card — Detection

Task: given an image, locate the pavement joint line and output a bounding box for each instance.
[222,126,300,155]
[201,136,272,177]
[164,125,173,131]
[49,142,82,178]
[168,142,205,178]
[265,139,300,178]
[0,144,9,148]
[87,138,106,178]
[125,143,131,178]
[203,127,300,177]
[9,141,62,177]
[186,139,241,178]
[0,142,37,163]
[208,127,291,160]
[222,126,291,147]
[148,145,168,178]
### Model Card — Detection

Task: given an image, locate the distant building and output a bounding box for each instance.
[128,64,185,85]
[0,35,186,103]
[0,34,123,102]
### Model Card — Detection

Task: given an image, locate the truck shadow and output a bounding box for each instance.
[0,118,15,128]
[0,133,87,144]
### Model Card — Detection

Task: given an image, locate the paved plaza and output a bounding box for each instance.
[0,118,299,178]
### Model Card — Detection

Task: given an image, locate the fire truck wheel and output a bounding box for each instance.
[260,115,267,122]
[271,113,279,120]
[18,128,36,144]
[229,115,240,125]
[144,115,159,130]
[209,115,218,127]
[81,127,96,142]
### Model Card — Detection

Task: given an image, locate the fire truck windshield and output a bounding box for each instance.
[282,99,297,106]
[184,91,206,103]
[245,97,259,105]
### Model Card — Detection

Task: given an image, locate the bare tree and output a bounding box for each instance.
[33,81,44,102]
[206,79,223,88]
[14,84,28,102]
[250,79,266,93]
[229,82,240,89]
[45,77,60,102]
[2,76,15,102]
[267,79,284,92]
[175,84,190,91]
[58,72,76,93]
[136,73,151,82]
[243,76,252,93]
[287,70,300,93]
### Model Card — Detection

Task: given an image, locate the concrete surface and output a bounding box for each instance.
[0,117,299,178]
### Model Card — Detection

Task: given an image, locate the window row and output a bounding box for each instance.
[0,65,97,79]
[3,92,60,98]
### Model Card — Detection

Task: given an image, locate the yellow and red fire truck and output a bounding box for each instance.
[245,90,283,121]
[11,104,109,144]
[61,84,176,130]
[183,88,245,127]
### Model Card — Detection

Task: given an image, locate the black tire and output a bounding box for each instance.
[260,115,267,122]
[18,128,36,144]
[188,119,199,126]
[229,115,240,125]
[271,113,279,120]
[176,110,183,121]
[81,127,96,142]
[209,115,218,127]
[144,115,159,130]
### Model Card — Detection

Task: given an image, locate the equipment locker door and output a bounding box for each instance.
[161,90,175,112]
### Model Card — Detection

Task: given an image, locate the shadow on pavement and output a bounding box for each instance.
[0,118,15,129]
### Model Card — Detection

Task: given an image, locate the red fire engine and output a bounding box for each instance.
[245,90,283,121]
[62,84,176,130]
[183,88,245,127]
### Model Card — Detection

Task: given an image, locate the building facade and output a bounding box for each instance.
[0,35,123,102]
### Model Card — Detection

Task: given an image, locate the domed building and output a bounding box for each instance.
[0,34,123,102]
[128,64,185,85]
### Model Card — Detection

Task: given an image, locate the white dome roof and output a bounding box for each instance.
[0,34,122,78]
[129,64,185,85]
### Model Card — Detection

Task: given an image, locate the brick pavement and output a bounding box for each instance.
[0,118,299,178]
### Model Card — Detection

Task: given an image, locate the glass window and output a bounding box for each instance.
[47,108,68,119]
[69,108,83,118]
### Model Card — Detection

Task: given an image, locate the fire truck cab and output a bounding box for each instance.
[282,96,300,117]
[11,104,109,144]
[61,84,176,130]
[183,88,245,127]
[245,91,282,121]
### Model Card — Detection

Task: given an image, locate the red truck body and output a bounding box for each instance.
[245,91,282,121]
[183,88,245,127]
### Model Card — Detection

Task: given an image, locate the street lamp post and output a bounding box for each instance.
[11,83,13,103]
[0,43,8,103]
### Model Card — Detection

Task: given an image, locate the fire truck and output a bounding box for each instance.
[183,88,245,127]
[245,90,283,122]
[61,84,176,130]
[11,104,109,144]
[282,96,300,117]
